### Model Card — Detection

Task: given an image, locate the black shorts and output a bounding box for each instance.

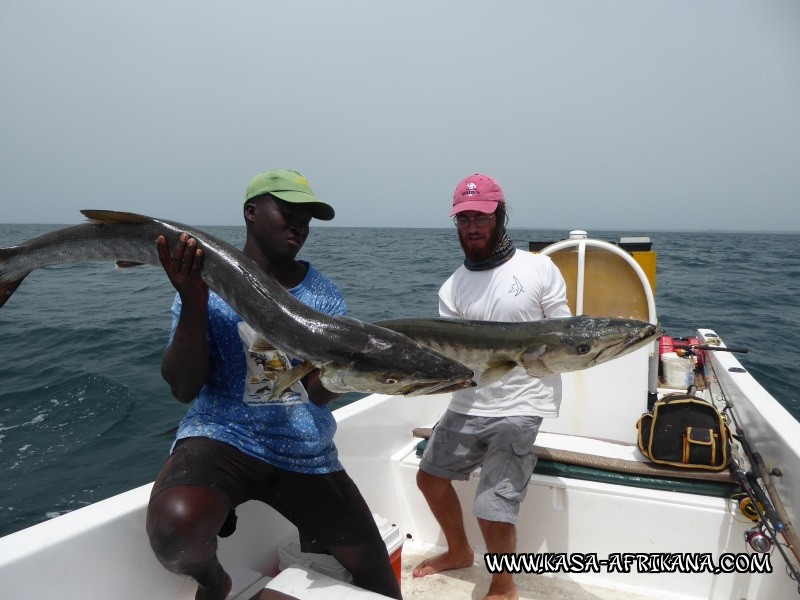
[150,437,382,553]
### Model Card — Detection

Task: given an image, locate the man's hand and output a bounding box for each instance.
[157,233,209,303]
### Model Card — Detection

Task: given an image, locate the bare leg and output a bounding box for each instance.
[147,485,232,600]
[412,469,474,577]
[329,541,402,599]
[478,518,518,600]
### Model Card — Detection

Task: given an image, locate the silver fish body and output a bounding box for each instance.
[0,210,474,396]
[374,315,662,386]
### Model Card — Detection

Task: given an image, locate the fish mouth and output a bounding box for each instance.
[595,324,663,364]
[405,377,476,397]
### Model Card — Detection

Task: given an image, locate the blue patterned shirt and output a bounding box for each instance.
[171,261,348,473]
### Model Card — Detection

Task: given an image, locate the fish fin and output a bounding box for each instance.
[0,270,29,309]
[247,333,276,353]
[115,261,146,268]
[269,361,316,399]
[475,361,517,388]
[80,209,151,224]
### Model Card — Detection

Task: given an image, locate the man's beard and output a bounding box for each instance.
[458,225,502,261]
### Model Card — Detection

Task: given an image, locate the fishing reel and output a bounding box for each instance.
[736,494,763,522]
[732,493,762,522]
[744,525,773,554]
[733,493,774,552]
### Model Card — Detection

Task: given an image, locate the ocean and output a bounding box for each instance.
[1,224,798,537]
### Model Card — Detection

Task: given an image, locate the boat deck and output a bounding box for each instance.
[399,540,658,600]
[230,540,669,600]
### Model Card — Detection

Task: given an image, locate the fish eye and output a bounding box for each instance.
[576,343,591,355]
[385,378,398,385]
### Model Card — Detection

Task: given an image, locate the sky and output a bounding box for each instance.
[2,1,799,231]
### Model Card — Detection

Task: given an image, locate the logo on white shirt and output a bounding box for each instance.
[509,276,524,297]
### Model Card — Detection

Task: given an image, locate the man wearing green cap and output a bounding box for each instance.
[146,170,401,600]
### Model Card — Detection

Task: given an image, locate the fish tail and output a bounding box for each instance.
[0,247,28,309]
[0,275,27,308]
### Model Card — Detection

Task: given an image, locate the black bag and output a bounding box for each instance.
[636,393,730,471]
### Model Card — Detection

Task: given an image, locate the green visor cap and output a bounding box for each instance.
[245,169,335,221]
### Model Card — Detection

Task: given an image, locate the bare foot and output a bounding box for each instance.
[484,577,519,600]
[412,548,474,577]
[195,572,232,600]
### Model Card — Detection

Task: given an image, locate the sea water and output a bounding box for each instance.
[0,224,798,536]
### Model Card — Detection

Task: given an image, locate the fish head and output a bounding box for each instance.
[522,317,662,375]
[319,330,475,396]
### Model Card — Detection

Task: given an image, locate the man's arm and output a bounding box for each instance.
[157,234,210,403]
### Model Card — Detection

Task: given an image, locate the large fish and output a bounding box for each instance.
[373,315,662,387]
[0,210,474,396]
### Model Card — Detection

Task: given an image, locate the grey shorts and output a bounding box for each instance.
[419,410,543,524]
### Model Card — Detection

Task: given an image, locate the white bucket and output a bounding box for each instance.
[662,352,695,388]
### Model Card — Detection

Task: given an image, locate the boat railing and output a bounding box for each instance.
[532,231,660,443]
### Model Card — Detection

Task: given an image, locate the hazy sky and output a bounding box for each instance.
[2,1,799,231]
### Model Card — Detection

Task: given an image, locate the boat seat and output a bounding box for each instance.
[412,429,737,498]
[259,564,396,599]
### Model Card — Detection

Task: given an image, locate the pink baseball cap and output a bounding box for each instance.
[450,173,505,216]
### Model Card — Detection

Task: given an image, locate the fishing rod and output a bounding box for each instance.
[728,447,800,592]
[725,398,800,563]
[692,344,748,353]
[674,345,749,358]
[704,361,800,590]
